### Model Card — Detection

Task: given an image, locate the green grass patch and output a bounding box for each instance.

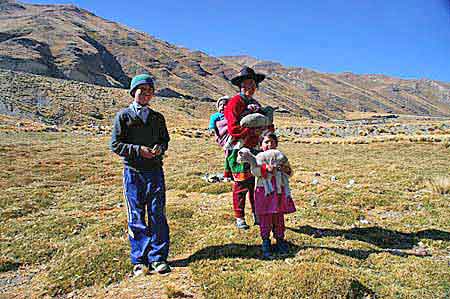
[1,132,449,298]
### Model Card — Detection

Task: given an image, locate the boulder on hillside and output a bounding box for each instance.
[155,88,193,99]
[299,109,312,118]
[186,61,212,77]
[276,108,291,114]
[199,96,215,102]
[304,83,319,93]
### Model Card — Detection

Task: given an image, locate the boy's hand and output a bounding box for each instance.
[152,144,162,156]
[140,146,156,159]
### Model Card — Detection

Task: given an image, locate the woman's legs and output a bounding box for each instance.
[232,178,255,219]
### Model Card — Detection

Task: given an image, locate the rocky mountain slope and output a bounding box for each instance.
[0,68,216,127]
[0,0,449,123]
[221,56,450,118]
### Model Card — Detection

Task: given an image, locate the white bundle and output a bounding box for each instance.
[237,148,291,198]
[239,106,277,128]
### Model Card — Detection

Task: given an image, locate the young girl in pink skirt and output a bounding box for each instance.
[250,132,296,258]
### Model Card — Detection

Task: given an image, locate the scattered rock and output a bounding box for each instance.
[201,173,225,183]
[357,215,369,225]
[309,196,318,207]
[346,179,356,188]
[311,178,320,185]
[411,245,430,257]
[42,125,58,132]
[359,219,369,225]
[88,111,104,120]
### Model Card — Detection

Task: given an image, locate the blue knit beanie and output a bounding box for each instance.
[129,74,155,97]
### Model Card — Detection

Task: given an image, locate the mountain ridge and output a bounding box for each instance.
[0,1,449,122]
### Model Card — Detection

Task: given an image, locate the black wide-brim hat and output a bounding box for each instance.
[230,66,266,87]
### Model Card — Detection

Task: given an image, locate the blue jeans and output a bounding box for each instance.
[123,166,169,265]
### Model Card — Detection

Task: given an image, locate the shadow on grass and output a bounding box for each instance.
[0,261,21,273]
[288,225,450,250]
[171,242,297,267]
[171,239,428,267]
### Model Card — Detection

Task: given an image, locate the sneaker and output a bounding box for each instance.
[236,218,249,230]
[151,261,171,274]
[133,264,146,277]
[262,239,272,259]
[275,239,289,254]
[253,213,259,226]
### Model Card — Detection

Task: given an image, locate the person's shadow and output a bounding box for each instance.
[171,242,299,267]
[287,225,450,250]
[170,224,448,267]
[170,242,381,297]
[168,226,449,298]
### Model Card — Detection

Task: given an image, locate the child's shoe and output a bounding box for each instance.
[236,218,249,230]
[275,238,289,254]
[151,261,171,274]
[262,238,272,259]
[253,213,259,225]
[132,264,146,277]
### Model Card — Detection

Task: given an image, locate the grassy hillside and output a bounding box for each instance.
[1,118,449,298]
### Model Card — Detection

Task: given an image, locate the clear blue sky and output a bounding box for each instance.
[28,0,450,82]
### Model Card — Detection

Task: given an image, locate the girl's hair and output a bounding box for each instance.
[260,132,278,145]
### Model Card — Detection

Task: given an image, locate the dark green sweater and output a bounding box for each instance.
[110,106,170,171]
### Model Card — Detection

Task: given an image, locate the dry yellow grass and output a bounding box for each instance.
[427,176,450,195]
[0,118,449,298]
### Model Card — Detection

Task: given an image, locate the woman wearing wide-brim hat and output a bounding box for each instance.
[224,66,274,230]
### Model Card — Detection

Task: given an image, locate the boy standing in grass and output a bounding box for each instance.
[110,74,171,275]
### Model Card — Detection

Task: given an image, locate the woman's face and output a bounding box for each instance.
[241,79,257,98]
